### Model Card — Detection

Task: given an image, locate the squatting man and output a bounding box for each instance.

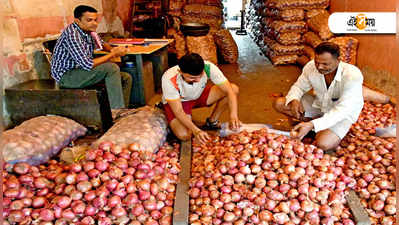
[274,42,364,151]
[160,53,242,144]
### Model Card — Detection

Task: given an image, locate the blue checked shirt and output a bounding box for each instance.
[51,23,98,82]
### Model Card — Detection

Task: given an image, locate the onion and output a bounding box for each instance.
[76,181,92,192]
[98,217,112,225]
[107,195,122,208]
[384,204,396,215]
[265,199,277,211]
[131,204,145,216]
[372,200,385,211]
[84,204,97,216]
[8,210,24,223]
[34,177,50,189]
[33,196,47,208]
[301,200,314,212]
[61,209,75,220]
[289,199,300,212]
[111,207,127,218]
[71,201,86,214]
[267,190,284,201]
[223,212,235,222]
[13,163,30,175]
[273,213,289,224]
[95,161,109,171]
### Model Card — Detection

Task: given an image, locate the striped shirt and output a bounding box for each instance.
[51,23,97,82]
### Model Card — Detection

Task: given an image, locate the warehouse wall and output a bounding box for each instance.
[330,0,398,97]
[0,0,132,126]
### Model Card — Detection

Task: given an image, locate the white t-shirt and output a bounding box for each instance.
[161,61,228,104]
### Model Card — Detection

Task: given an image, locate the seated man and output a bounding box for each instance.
[51,5,129,109]
[162,53,241,144]
[273,42,364,151]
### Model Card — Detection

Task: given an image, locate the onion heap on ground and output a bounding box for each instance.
[337,102,396,225]
[189,129,355,225]
[3,142,181,225]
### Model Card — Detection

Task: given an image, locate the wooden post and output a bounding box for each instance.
[173,140,192,225]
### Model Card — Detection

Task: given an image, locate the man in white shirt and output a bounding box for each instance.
[162,53,241,144]
[273,42,364,151]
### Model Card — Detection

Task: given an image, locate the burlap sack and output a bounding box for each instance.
[297,55,310,67]
[329,37,359,65]
[187,34,218,64]
[307,11,334,40]
[168,0,185,16]
[266,0,329,10]
[303,31,322,48]
[275,32,303,45]
[183,4,222,18]
[167,28,187,59]
[264,8,305,22]
[187,0,223,7]
[268,51,299,65]
[305,9,327,19]
[213,29,239,63]
[264,36,304,55]
[267,20,307,34]
[181,15,223,29]
[303,45,315,59]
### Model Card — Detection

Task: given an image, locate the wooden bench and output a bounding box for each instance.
[5,79,113,132]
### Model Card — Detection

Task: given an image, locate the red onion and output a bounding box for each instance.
[61,209,75,220]
[131,204,145,216]
[111,207,127,218]
[273,213,289,224]
[76,181,92,192]
[84,204,97,216]
[71,201,86,214]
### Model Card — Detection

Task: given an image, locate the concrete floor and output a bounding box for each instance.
[151,32,302,131]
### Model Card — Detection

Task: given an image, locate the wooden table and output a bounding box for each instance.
[95,39,174,106]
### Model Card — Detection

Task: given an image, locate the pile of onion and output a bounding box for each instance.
[3,142,181,225]
[336,102,396,225]
[189,129,355,224]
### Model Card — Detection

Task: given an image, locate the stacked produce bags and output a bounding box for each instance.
[246,0,359,66]
[167,0,239,64]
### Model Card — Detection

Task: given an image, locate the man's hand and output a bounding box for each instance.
[111,46,128,57]
[288,99,304,120]
[229,117,242,131]
[291,122,314,140]
[194,129,210,144]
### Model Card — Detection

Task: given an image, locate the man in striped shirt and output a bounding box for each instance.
[51,5,128,109]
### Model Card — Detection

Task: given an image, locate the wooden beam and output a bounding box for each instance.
[346,190,371,225]
[173,140,191,225]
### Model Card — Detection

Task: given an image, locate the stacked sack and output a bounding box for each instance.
[301,9,359,66]
[261,0,330,65]
[182,3,223,29]
[167,0,239,64]
[245,0,359,66]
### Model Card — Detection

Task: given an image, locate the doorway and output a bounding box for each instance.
[223,0,243,29]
